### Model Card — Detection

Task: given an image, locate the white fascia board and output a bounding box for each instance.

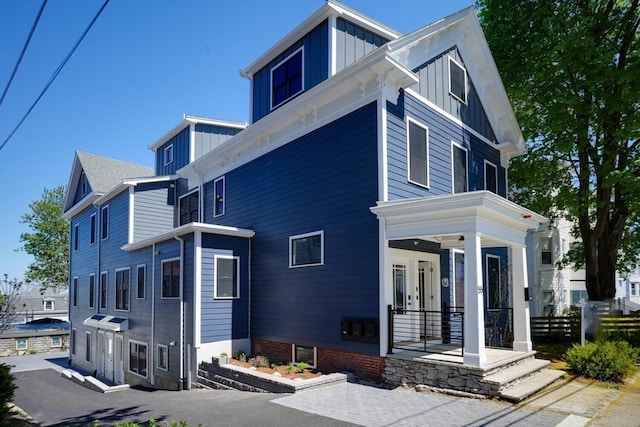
[181,48,418,187]
[61,192,102,220]
[122,222,255,252]
[240,0,401,79]
[95,175,176,206]
[63,153,82,214]
[147,115,248,152]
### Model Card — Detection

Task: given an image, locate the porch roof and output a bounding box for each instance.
[370,191,546,248]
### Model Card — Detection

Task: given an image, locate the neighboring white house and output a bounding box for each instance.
[616,266,640,313]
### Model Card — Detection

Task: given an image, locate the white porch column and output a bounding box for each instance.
[463,233,487,367]
[511,244,532,352]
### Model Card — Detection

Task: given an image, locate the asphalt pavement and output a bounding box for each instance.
[2,352,631,427]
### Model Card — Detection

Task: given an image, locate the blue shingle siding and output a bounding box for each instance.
[203,103,380,354]
[335,17,388,73]
[193,124,243,161]
[413,46,497,144]
[200,234,250,343]
[133,181,175,242]
[252,20,329,123]
[387,91,506,200]
[155,127,190,175]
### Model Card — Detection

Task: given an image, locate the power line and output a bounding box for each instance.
[0,0,110,153]
[0,0,48,109]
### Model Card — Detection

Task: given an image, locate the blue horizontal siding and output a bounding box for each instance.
[204,102,380,354]
[155,127,190,175]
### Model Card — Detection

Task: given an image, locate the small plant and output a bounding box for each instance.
[249,355,270,368]
[271,362,280,370]
[295,362,309,374]
[220,352,228,357]
[234,349,247,362]
[29,349,37,354]
[564,340,639,382]
[285,363,295,374]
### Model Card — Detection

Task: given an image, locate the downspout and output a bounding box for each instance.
[151,242,156,386]
[174,235,185,390]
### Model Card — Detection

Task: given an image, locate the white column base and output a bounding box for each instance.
[463,351,487,367]
[512,340,533,353]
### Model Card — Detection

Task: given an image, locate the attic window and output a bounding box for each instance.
[80,172,88,195]
[448,56,467,103]
[164,144,174,166]
[271,47,303,109]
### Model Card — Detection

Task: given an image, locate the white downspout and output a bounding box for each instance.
[151,242,156,386]
[174,235,185,390]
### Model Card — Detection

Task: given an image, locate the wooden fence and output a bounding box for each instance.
[599,317,640,334]
[530,316,581,343]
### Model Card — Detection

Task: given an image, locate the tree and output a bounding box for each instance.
[0,275,22,334]
[18,186,69,293]
[477,0,640,300]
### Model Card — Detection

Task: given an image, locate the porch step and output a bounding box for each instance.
[499,368,566,402]
[484,358,550,388]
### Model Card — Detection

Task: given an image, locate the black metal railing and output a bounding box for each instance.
[388,304,464,354]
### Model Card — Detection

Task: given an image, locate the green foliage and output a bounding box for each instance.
[18,186,69,293]
[249,355,270,368]
[564,341,638,382]
[295,362,309,374]
[234,350,246,362]
[285,363,295,374]
[477,0,640,300]
[0,363,17,424]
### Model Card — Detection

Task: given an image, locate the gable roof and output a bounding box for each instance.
[387,7,525,159]
[63,151,153,218]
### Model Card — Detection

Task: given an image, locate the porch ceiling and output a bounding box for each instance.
[370,191,546,248]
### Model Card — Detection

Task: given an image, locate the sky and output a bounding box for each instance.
[0,0,474,283]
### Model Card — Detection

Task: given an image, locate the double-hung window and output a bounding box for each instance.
[115,268,130,311]
[137,265,146,299]
[179,191,199,226]
[100,271,108,309]
[162,259,181,298]
[74,224,79,251]
[407,118,429,188]
[157,344,168,371]
[72,277,78,307]
[485,161,498,194]
[214,176,225,217]
[101,205,109,240]
[452,143,468,193]
[43,299,54,310]
[540,238,553,265]
[89,274,95,308]
[289,231,323,267]
[448,56,467,103]
[271,47,303,109]
[214,255,240,299]
[90,213,97,245]
[129,340,148,377]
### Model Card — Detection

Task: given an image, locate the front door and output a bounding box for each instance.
[114,334,124,384]
[418,260,440,338]
[104,332,114,382]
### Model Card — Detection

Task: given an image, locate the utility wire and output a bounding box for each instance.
[0,0,110,153]
[0,0,48,109]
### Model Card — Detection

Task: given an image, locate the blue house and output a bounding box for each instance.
[63,1,546,394]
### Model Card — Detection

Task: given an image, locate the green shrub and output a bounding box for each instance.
[0,362,17,424]
[234,350,246,362]
[607,330,640,354]
[564,340,638,382]
[295,362,309,373]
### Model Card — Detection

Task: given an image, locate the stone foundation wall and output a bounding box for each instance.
[0,334,68,357]
[384,357,499,396]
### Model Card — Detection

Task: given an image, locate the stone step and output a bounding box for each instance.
[483,358,550,389]
[499,369,566,403]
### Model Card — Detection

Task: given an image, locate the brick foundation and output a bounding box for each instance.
[252,339,385,381]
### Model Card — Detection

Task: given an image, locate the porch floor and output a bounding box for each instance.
[389,343,533,370]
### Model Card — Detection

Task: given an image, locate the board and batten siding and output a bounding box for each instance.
[193,124,243,162]
[252,20,329,123]
[203,102,380,354]
[387,91,505,200]
[334,17,389,73]
[413,46,497,144]
[200,235,250,343]
[133,182,175,242]
[155,127,190,176]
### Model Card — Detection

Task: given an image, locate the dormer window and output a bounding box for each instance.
[271,47,304,109]
[164,144,174,166]
[448,56,467,103]
[80,172,87,195]
[43,299,54,310]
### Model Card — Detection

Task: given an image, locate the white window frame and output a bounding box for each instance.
[101,205,109,240]
[164,144,174,166]
[291,344,317,369]
[540,237,553,266]
[90,213,97,245]
[214,176,225,217]
[72,276,78,307]
[71,328,77,355]
[448,55,467,104]
[85,331,92,362]
[631,283,638,297]
[80,171,88,195]
[128,339,148,378]
[452,249,465,311]
[43,298,55,311]
[392,263,407,311]
[270,46,305,110]
[484,160,498,194]
[115,268,130,311]
[214,255,240,299]
[74,224,79,251]
[451,142,468,194]
[137,264,146,300]
[178,189,200,226]
[161,258,181,299]
[289,230,324,268]
[89,273,96,309]
[157,344,168,371]
[406,117,430,189]
[51,336,62,348]
[100,271,108,310]
[485,254,503,310]
[16,338,27,351]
